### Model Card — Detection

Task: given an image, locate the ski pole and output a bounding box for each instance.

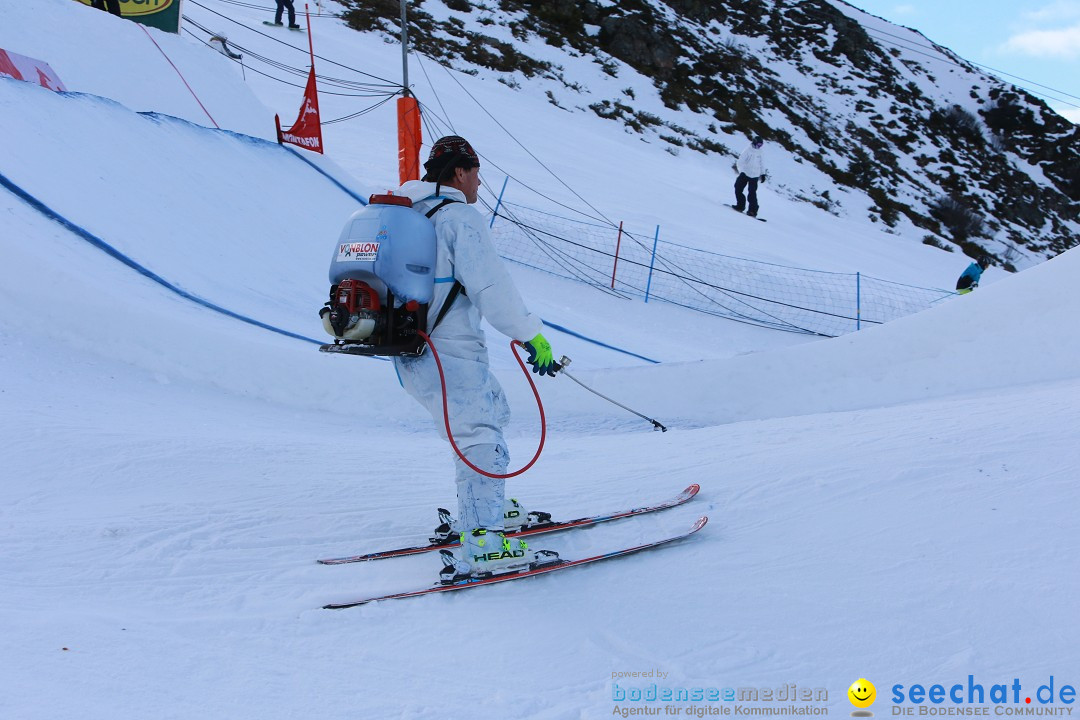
[556,356,668,432]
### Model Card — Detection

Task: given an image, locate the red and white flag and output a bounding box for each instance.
[275,66,323,153]
[0,48,67,92]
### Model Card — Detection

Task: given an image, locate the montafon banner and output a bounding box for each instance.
[275,67,324,154]
[75,0,184,34]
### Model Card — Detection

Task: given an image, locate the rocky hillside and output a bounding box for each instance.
[341,0,1079,269]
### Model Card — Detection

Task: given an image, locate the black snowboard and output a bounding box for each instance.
[263,21,304,30]
[729,205,767,222]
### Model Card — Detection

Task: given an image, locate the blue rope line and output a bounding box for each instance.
[2,170,654,366]
[0,170,324,347]
[541,321,659,364]
[283,146,369,206]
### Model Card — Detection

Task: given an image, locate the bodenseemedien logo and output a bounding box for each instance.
[849,679,877,717]
[609,674,829,717]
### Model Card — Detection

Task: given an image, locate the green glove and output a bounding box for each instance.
[524,333,557,377]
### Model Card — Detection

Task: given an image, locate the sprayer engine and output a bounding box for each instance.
[320,278,430,355]
[324,279,382,341]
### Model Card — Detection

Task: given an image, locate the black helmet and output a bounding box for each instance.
[752,136,764,148]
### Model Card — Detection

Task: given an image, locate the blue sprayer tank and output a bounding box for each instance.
[329,194,436,304]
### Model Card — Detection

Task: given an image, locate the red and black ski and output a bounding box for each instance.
[316,483,700,565]
[323,516,708,609]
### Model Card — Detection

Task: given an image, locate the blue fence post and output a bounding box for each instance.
[856,272,861,331]
[489,175,509,229]
[644,225,660,303]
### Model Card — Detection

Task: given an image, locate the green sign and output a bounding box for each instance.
[76,0,184,34]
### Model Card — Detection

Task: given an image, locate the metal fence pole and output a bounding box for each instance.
[856,272,861,331]
[610,220,624,290]
[489,175,509,229]
[644,225,660,303]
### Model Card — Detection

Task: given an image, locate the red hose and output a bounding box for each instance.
[417,330,546,479]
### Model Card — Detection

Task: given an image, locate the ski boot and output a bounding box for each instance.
[502,497,553,533]
[430,499,553,545]
[438,528,559,584]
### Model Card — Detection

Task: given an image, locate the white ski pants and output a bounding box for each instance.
[394,351,510,531]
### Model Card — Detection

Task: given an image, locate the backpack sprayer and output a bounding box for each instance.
[319,193,435,357]
[318,193,549,479]
[318,194,667,478]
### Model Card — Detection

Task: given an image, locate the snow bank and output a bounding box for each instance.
[569,247,1080,427]
[0,0,271,137]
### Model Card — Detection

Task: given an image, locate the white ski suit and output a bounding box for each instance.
[392,181,543,532]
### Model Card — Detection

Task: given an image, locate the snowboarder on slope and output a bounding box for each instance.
[734,136,767,218]
[955,256,990,294]
[272,0,300,29]
[392,135,560,582]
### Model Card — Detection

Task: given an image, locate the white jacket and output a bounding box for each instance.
[736,145,765,178]
[395,180,543,361]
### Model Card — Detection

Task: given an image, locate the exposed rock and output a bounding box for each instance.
[598,15,680,80]
[337,0,1079,260]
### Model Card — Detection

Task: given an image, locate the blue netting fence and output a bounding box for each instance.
[487,200,955,338]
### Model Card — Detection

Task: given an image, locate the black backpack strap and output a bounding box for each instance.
[424,198,459,218]
[425,198,466,333]
[430,281,464,332]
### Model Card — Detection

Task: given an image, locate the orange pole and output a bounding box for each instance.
[397,96,422,184]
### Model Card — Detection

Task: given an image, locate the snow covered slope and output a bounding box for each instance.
[0,78,364,344]
[572,247,1080,427]
[0,0,272,137]
[2,3,1079,720]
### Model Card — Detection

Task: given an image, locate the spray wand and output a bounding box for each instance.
[556,356,668,432]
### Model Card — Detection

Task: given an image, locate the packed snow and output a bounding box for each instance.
[1,2,1078,719]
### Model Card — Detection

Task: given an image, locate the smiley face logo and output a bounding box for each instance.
[848,679,876,709]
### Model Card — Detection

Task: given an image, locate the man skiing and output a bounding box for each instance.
[955,256,990,294]
[392,135,560,583]
[734,136,767,218]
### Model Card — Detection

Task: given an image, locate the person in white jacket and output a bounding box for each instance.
[392,135,560,583]
[734,136,767,217]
